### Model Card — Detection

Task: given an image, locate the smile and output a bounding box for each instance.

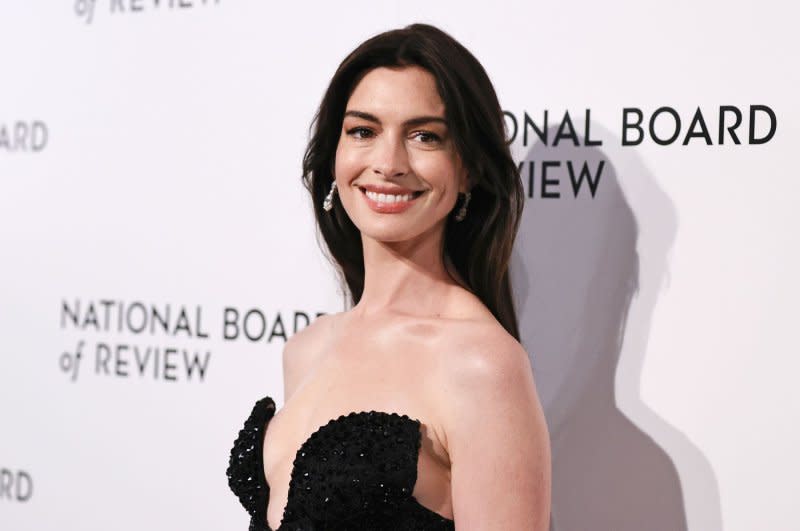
[365,189,418,203]
[359,187,425,213]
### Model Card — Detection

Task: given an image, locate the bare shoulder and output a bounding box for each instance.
[284,312,336,353]
[282,312,338,401]
[434,289,537,405]
[439,320,535,403]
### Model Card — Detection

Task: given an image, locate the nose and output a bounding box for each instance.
[372,132,409,178]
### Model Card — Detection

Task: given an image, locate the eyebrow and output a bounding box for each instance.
[343,110,448,128]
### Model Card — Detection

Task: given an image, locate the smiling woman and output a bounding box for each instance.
[335,66,467,231]
[227,23,551,531]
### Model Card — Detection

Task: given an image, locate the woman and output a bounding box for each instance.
[228,23,551,530]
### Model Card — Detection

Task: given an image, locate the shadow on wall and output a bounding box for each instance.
[510,123,722,531]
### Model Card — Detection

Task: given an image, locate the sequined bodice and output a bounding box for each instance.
[226,396,455,531]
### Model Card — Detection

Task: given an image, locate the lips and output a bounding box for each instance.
[358,186,425,214]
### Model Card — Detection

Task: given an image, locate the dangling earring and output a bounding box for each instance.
[323,180,337,212]
[454,191,471,222]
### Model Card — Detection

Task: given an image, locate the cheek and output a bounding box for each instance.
[333,143,363,213]
[414,155,459,196]
[334,144,363,184]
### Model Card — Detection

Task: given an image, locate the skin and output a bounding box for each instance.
[261,65,551,530]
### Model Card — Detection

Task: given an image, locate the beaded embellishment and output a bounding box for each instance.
[227,396,455,530]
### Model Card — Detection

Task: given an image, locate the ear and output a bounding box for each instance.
[458,164,471,194]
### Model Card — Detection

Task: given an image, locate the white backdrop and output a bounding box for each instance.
[1,2,797,530]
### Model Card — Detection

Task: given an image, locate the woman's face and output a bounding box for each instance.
[334,65,468,244]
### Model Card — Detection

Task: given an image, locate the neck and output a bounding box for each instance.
[353,223,458,318]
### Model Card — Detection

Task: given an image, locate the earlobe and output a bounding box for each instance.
[461,172,472,194]
[458,168,472,194]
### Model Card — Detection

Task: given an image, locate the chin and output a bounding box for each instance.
[359,225,422,244]
[356,216,447,245]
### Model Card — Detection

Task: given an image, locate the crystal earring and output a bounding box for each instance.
[454,191,471,222]
[323,180,337,212]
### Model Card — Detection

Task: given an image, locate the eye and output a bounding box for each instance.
[346,126,374,140]
[413,131,442,144]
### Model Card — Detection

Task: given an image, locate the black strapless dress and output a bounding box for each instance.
[226,396,456,531]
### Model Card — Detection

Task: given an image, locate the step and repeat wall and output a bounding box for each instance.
[1,2,797,530]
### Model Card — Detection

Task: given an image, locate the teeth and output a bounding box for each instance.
[365,190,415,203]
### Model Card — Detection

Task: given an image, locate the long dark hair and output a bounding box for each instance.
[301,23,524,341]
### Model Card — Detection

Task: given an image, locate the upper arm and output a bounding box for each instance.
[442,338,551,530]
[282,313,334,402]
